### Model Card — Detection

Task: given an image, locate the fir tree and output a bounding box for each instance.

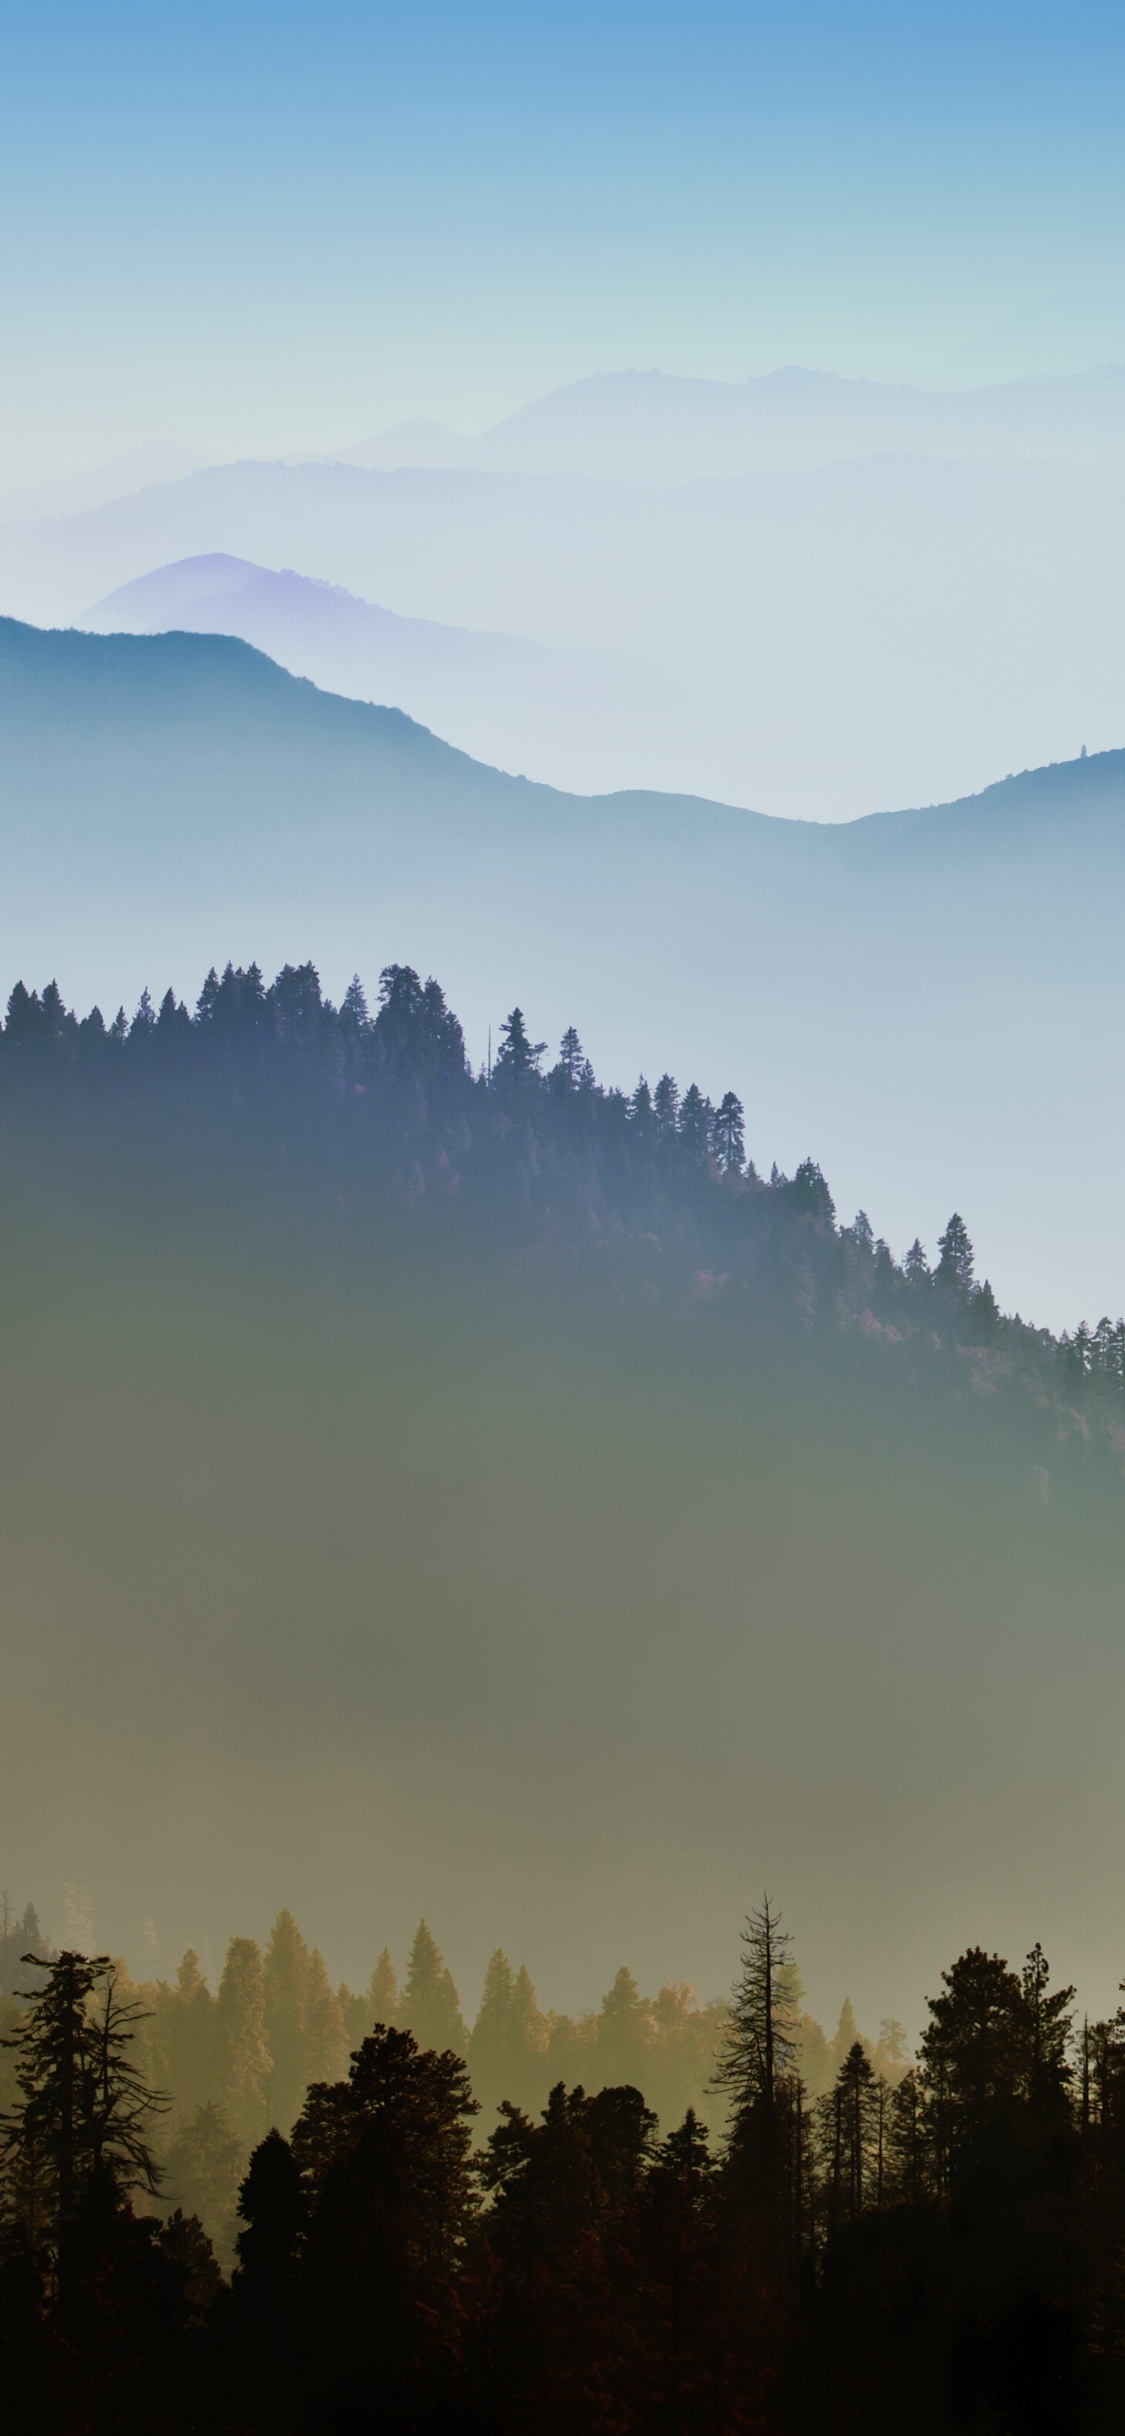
[399,1922,466,2056]
[216,1939,272,2148]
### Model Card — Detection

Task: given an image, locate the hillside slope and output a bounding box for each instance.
[84,554,633,786]
[2,615,1124,1325]
[3,449,1125,816]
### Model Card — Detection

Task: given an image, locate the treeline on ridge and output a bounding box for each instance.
[2,955,1122,1444]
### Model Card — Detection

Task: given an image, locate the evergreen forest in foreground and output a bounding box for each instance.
[1,1899,1122,2433]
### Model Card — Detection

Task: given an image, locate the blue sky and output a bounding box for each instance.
[4,0,1125,479]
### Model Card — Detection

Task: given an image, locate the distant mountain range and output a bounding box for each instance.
[84,555,634,787]
[339,362,1125,482]
[2,613,1124,1327]
[2,444,1123,819]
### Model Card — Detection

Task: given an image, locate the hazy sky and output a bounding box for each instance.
[5,0,1125,485]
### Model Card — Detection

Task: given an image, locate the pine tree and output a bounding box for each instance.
[678,1083,712,1162]
[468,1950,515,2117]
[340,975,371,1036]
[263,1912,311,2135]
[714,1899,798,2122]
[885,2067,928,2200]
[367,1946,399,2028]
[552,1026,589,1091]
[493,1007,546,1083]
[152,1951,216,2123]
[653,1074,680,1139]
[0,1951,165,2247]
[935,1211,975,1295]
[163,2101,243,2261]
[302,1950,348,2091]
[400,1922,466,2055]
[711,1090,745,1175]
[216,1939,272,2148]
[830,1997,861,2074]
[594,1967,652,2092]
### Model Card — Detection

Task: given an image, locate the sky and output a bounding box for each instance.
[4,0,1125,485]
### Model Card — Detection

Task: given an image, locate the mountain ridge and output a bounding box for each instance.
[3,613,1125,1331]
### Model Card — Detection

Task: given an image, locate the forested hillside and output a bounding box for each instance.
[1,948,1118,1425]
[4,614,1125,1325]
[3,949,1125,2026]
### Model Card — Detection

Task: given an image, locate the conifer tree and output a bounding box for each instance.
[595,1967,652,2092]
[469,1950,515,2116]
[301,1949,348,2092]
[711,1090,745,1175]
[0,1951,165,2248]
[935,1211,975,1295]
[493,1006,546,1082]
[367,1946,399,2027]
[677,1082,712,1161]
[400,1922,466,2055]
[713,1898,801,2243]
[163,2101,243,2261]
[263,1912,311,2135]
[653,1073,680,1138]
[216,1939,272,2148]
[830,1996,861,2074]
[904,1237,930,1283]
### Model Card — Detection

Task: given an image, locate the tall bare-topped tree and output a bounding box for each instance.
[0,1951,166,2251]
[713,1897,806,2261]
[713,1896,797,2124]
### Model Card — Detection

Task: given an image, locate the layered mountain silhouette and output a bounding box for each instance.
[84,554,633,784]
[2,442,1122,817]
[1,614,1124,1326]
[340,363,1125,481]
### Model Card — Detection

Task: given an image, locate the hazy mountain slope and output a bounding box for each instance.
[84,555,638,787]
[3,453,1124,816]
[2,992,1123,2026]
[1,617,1125,1325]
[342,362,1125,481]
[0,442,206,523]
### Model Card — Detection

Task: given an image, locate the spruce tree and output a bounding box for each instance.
[301,1950,348,2091]
[400,1922,466,2055]
[711,1090,745,1175]
[216,1939,272,2148]
[263,1912,311,2135]
[0,1952,165,2248]
[935,1211,975,1295]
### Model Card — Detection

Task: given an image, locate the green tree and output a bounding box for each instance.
[711,1089,745,1175]
[291,2024,478,2423]
[400,1922,466,2056]
[302,1949,348,2091]
[594,1967,652,2093]
[920,1945,1029,2193]
[904,1236,930,1283]
[163,2101,242,2263]
[677,1082,713,1161]
[216,1938,272,2148]
[494,1006,546,1083]
[152,1951,216,2124]
[263,1911,311,2134]
[0,1952,165,2249]
[935,1211,975,1295]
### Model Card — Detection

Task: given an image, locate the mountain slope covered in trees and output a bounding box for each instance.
[2,953,1123,2029]
[3,615,1125,1319]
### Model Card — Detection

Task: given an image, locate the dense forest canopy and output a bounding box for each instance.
[1,1896,1123,2431]
[1,949,1120,1411]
